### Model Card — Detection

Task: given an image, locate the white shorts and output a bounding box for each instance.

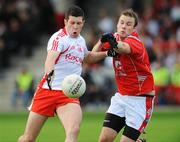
[107,92,155,132]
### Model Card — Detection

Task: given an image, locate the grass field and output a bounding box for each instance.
[0,109,180,142]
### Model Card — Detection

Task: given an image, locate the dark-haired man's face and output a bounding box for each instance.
[65,16,84,38]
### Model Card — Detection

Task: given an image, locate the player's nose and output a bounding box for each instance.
[74,24,79,29]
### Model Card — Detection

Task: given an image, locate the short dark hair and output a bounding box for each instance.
[65,5,85,20]
[121,9,138,27]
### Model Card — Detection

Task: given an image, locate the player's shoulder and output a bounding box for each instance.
[126,32,142,42]
[50,28,68,41]
[79,35,86,41]
[57,28,67,38]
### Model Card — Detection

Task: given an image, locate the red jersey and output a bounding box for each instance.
[113,32,154,96]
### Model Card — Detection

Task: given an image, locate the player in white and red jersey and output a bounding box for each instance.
[93,9,155,142]
[18,6,107,142]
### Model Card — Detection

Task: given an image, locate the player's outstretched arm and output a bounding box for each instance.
[83,51,107,64]
[92,40,102,52]
[83,40,107,64]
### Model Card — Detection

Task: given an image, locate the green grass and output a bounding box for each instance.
[0,110,180,142]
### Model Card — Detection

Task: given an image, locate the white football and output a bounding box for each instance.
[62,74,86,98]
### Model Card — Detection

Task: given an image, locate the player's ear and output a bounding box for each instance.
[82,20,85,25]
[64,19,67,26]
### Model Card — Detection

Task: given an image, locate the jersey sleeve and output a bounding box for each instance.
[47,33,64,52]
[124,37,143,55]
[82,37,89,56]
[84,45,89,57]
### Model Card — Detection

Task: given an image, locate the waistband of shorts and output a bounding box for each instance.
[138,94,154,97]
[138,90,155,97]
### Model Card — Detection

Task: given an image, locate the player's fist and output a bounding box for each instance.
[101,42,111,51]
[101,33,118,50]
[108,36,118,49]
[101,33,114,43]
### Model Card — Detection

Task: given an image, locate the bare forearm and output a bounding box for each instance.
[92,40,102,52]
[84,51,107,64]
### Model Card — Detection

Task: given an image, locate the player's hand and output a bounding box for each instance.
[101,33,114,43]
[106,49,118,57]
[101,33,118,50]
[108,36,118,50]
[101,42,111,51]
[46,70,54,90]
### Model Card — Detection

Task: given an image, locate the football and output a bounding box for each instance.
[62,74,86,98]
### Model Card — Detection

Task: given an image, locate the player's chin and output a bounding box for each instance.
[71,32,79,38]
[119,32,126,37]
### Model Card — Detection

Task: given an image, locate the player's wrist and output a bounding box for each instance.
[106,49,118,57]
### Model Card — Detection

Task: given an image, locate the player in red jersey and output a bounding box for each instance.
[93,9,155,142]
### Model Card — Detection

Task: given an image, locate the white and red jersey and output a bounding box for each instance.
[40,28,89,90]
[113,32,154,96]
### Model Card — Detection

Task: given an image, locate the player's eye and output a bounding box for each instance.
[119,20,125,25]
[77,22,82,25]
[127,22,132,26]
[70,21,75,25]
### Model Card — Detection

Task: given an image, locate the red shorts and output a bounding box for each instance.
[29,87,80,117]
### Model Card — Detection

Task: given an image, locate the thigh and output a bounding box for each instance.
[99,113,125,142]
[23,111,48,139]
[107,93,125,117]
[122,125,141,141]
[103,113,125,133]
[56,103,82,130]
[29,88,56,117]
[125,96,154,132]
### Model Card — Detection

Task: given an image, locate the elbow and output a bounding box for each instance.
[119,45,131,54]
[84,59,93,64]
[125,48,131,54]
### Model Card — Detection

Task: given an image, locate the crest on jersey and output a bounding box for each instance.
[115,60,122,69]
[114,60,127,76]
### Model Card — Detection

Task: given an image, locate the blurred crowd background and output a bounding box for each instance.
[0,0,180,111]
